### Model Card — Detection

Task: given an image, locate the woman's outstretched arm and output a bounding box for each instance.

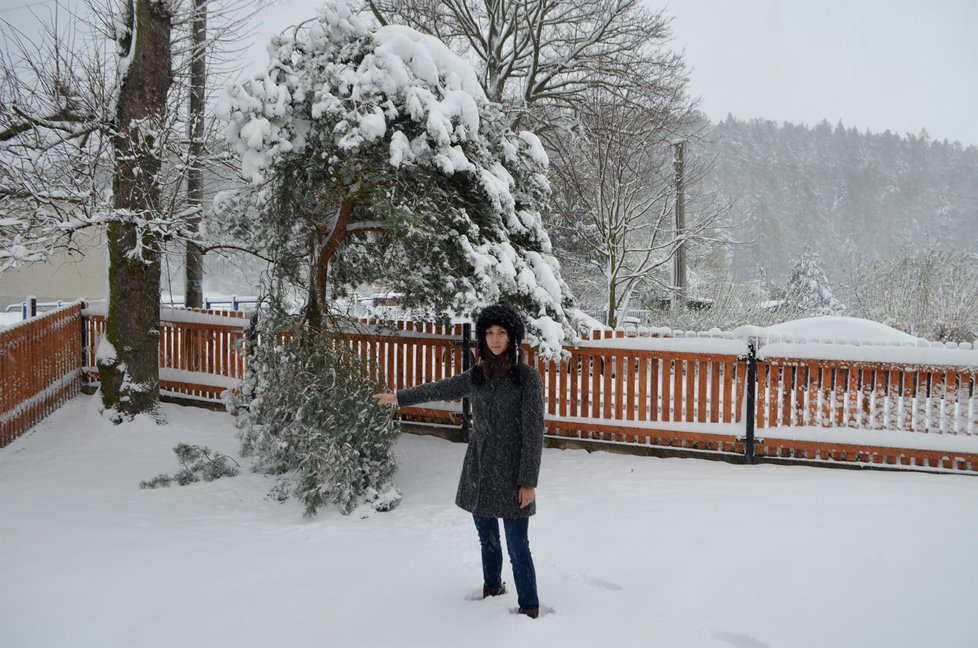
[373,368,474,408]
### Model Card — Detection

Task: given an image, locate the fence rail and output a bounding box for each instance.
[3,311,977,473]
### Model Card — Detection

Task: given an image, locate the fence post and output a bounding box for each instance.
[80,300,88,370]
[22,295,37,320]
[744,338,758,464]
[461,322,473,442]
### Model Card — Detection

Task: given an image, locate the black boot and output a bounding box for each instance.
[483,584,506,598]
[518,607,539,619]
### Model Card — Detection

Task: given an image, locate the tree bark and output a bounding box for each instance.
[98,0,173,418]
[185,0,207,309]
[306,200,354,333]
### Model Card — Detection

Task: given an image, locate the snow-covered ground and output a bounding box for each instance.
[2,396,976,648]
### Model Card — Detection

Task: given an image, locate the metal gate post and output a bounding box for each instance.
[744,338,758,464]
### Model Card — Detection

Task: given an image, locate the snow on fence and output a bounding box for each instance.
[0,303,83,448]
[3,310,977,473]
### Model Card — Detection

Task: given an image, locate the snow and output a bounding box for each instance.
[81,303,252,328]
[758,339,978,367]
[0,300,80,332]
[758,424,978,455]
[0,311,24,329]
[2,396,976,648]
[756,317,978,366]
[764,316,919,344]
[158,368,241,390]
[94,334,117,364]
[585,335,749,356]
[571,316,978,367]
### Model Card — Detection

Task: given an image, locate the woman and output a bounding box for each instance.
[373,301,544,619]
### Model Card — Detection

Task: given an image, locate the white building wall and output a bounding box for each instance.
[0,230,107,311]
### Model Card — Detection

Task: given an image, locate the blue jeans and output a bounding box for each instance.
[472,514,539,609]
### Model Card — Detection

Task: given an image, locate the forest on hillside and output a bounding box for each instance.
[620,116,978,340]
[702,116,978,281]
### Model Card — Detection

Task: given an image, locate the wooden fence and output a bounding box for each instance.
[3,309,977,473]
[339,322,978,472]
[753,357,978,470]
[0,304,83,447]
[82,306,250,401]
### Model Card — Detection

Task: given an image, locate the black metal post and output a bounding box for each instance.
[744,338,758,464]
[461,322,473,442]
[80,300,88,370]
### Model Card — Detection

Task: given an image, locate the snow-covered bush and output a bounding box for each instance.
[780,246,845,317]
[140,444,240,489]
[228,312,401,517]
[843,247,978,343]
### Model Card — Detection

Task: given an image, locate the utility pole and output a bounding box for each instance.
[672,140,687,307]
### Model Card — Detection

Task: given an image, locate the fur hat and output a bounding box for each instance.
[474,301,525,378]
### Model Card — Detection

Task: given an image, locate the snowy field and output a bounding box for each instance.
[2,396,976,648]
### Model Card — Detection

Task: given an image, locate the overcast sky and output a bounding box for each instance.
[2,0,975,147]
[666,0,978,147]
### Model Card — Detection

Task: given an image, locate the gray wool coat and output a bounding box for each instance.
[396,364,544,519]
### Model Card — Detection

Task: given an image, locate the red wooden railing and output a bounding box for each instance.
[83,306,250,401]
[752,357,978,470]
[0,304,83,447]
[3,309,976,473]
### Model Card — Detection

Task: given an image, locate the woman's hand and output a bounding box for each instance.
[372,392,398,407]
[518,485,536,508]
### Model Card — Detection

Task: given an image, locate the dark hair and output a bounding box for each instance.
[472,301,525,385]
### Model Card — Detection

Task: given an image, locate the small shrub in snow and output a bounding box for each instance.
[228,316,401,518]
[781,246,845,317]
[139,444,240,489]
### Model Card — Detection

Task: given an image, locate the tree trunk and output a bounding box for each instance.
[98,0,173,418]
[306,200,355,333]
[184,0,207,309]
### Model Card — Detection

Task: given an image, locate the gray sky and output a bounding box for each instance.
[2,0,976,147]
[666,0,978,147]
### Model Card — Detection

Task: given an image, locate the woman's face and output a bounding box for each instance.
[485,325,510,357]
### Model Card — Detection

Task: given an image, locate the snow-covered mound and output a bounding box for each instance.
[764,316,920,344]
[757,315,978,366]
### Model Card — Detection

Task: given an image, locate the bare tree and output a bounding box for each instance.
[364,0,680,132]
[0,0,263,418]
[546,88,722,326]
[183,0,208,308]
[364,0,723,327]
[98,0,174,418]
[843,246,978,342]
